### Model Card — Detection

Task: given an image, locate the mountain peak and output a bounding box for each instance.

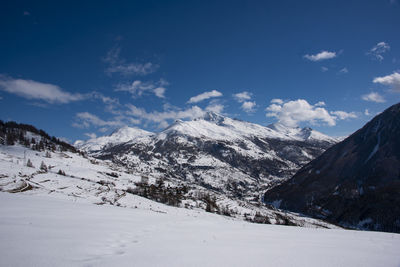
[75,126,152,152]
[267,122,336,143]
[267,122,299,132]
[202,111,226,124]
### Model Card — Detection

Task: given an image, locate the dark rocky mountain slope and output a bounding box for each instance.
[264,103,400,233]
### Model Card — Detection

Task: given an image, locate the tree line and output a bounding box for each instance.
[0,120,76,152]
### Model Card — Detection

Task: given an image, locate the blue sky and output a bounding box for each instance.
[1,0,399,142]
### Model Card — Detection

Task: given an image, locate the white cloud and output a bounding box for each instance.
[73,112,124,129]
[154,87,166,98]
[205,103,224,113]
[233,91,257,113]
[92,92,117,104]
[270,98,283,105]
[157,121,169,129]
[364,109,370,116]
[241,101,256,113]
[0,75,85,104]
[266,103,281,112]
[315,101,326,107]
[304,51,337,62]
[128,118,141,124]
[367,42,390,61]
[265,99,355,127]
[339,67,348,74]
[103,47,158,76]
[107,62,156,76]
[84,133,97,139]
[373,72,400,92]
[72,93,209,130]
[90,92,121,114]
[233,91,252,102]
[126,104,206,128]
[330,111,357,120]
[321,66,329,72]
[162,103,180,112]
[361,92,386,103]
[115,79,167,98]
[187,90,222,103]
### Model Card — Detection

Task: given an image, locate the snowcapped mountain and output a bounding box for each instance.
[267,122,337,143]
[79,112,337,202]
[157,112,335,143]
[264,102,400,233]
[75,126,152,154]
[0,120,337,228]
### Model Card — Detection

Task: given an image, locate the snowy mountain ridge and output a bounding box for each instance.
[75,126,153,153]
[76,111,336,152]
[266,122,337,143]
[77,112,338,204]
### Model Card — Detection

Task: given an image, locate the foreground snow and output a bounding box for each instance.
[1,193,399,267]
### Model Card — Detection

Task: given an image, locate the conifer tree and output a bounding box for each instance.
[6,133,15,145]
[40,161,47,172]
[26,159,34,168]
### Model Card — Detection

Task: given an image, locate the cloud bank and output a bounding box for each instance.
[73,112,125,129]
[361,92,386,103]
[115,79,168,98]
[266,99,356,127]
[373,72,400,92]
[0,75,85,104]
[127,104,205,128]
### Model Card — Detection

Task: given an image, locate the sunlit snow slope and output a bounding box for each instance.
[0,143,336,228]
[1,193,399,267]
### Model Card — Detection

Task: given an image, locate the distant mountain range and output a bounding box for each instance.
[0,116,338,228]
[264,103,400,233]
[76,111,337,202]
[3,106,399,233]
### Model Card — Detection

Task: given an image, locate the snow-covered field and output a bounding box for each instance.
[1,192,399,267]
[1,138,399,266]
